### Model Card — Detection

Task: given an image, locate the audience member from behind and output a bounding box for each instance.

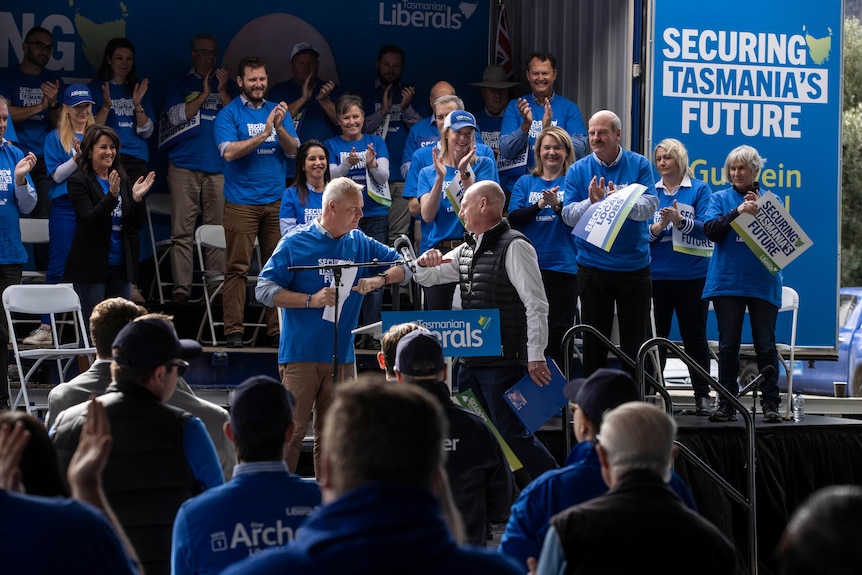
[499,368,695,566]
[776,485,862,575]
[0,94,38,409]
[535,402,735,575]
[46,300,237,480]
[393,328,515,546]
[172,375,321,575]
[0,400,140,574]
[51,316,223,575]
[223,379,522,575]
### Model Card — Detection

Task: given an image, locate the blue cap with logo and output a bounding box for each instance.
[443,110,478,132]
[63,84,95,107]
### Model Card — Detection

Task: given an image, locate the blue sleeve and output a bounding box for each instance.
[535,526,568,575]
[44,132,67,173]
[403,148,423,199]
[171,502,193,575]
[402,127,420,172]
[500,99,527,160]
[499,485,545,567]
[563,163,582,205]
[416,165,435,200]
[374,135,389,161]
[183,416,224,490]
[508,175,531,210]
[214,103,236,147]
[562,102,588,159]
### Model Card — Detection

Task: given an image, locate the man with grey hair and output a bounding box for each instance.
[534,402,735,574]
[256,177,408,477]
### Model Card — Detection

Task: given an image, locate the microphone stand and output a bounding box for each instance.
[287,258,405,386]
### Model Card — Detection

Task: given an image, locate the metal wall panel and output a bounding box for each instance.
[501,0,634,144]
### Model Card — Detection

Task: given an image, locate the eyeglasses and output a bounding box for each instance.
[26,41,53,53]
[164,360,189,377]
[192,49,217,57]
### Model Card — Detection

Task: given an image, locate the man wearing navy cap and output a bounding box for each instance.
[51,315,223,575]
[172,375,321,575]
[499,368,695,566]
[394,329,514,546]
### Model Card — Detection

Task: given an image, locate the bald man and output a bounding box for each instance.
[414,180,558,483]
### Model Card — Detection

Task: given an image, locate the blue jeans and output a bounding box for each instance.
[358,215,388,326]
[458,363,558,480]
[712,296,780,405]
[74,265,131,332]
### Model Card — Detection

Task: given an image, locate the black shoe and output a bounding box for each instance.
[695,396,712,416]
[762,402,782,423]
[709,403,737,422]
[226,333,244,348]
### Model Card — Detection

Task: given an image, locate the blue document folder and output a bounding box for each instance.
[503,358,568,434]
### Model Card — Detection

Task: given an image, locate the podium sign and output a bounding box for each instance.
[382,309,502,357]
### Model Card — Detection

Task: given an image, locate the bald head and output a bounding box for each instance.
[429,81,456,109]
[458,180,505,234]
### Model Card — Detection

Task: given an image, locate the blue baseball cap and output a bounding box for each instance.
[443,110,478,132]
[63,84,94,107]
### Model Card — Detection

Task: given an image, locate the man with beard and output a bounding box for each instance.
[164,33,232,304]
[358,45,422,244]
[214,56,299,348]
[0,26,62,266]
[268,42,341,183]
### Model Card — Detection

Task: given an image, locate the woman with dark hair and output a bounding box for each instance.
[90,37,155,303]
[64,124,154,323]
[279,139,331,236]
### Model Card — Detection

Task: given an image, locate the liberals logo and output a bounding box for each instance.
[378,0,478,30]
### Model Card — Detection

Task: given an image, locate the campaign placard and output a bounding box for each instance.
[730,191,813,274]
[381,309,501,357]
[572,183,647,251]
[672,201,713,257]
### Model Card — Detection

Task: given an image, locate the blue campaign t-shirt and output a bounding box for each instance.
[214,97,296,205]
[0,66,63,156]
[280,184,324,236]
[44,130,83,201]
[164,70,226,174]
[324,134,390,218]
[649,177,713,281]
[89,80,155,162]
[509,174,577,274]
[96,176,125,266]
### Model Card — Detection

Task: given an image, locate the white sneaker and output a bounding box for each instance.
[22,326,53,346]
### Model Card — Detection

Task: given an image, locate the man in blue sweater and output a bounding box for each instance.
[561,109,658,376]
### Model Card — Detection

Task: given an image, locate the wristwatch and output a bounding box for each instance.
[460,170,471,180]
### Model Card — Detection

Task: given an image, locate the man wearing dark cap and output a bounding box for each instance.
[499,368,695,566]
[393,329,514,546]
[51,315,223,575]
[171,375,321,575]
[269,41,341,182]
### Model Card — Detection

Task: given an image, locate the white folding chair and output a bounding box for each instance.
[3,284,96,414]
[146,193,173,304]
[19,219,50,283]
[194,225,265,346]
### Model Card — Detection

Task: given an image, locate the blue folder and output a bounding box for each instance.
[503,358,568,434]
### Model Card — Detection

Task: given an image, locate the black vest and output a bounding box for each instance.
[459,220,529,366]
[52,381,200,575]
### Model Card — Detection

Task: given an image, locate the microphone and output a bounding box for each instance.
[737,364,776,398]
[393,234,417,273]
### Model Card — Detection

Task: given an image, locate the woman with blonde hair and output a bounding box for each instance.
[649,138,714,414]
[23,85,96,346]
[508,126,577,363]
[415,110,499,309]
